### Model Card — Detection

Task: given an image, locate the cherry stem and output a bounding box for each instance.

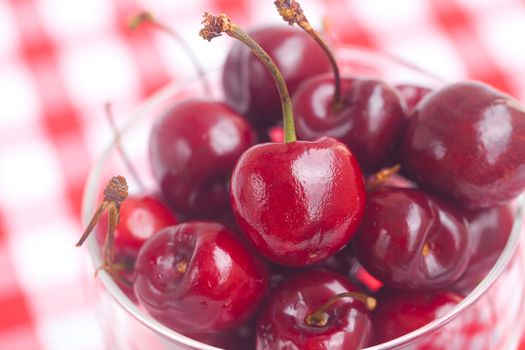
[366,164,401,191]
[199,12,297,143]
[105,103,145,192]
[274,0,342,111]
[76,176,128,278]
[129,11,212,96]
[305,292,377,328]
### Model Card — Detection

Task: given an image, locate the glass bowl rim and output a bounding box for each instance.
[81,45,525,350]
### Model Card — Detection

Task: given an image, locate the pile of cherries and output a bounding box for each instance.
[79,2,525,349]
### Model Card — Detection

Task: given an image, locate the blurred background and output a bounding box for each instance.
[0,0,525,349]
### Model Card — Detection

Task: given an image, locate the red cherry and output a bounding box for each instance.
[395,84,432,114]
[453,205,514,294]
[294,75,406,172]
[257,269,374,350]
[356,187,471,290]
[148,99,254,218]
[373,289,463,344]
[373,289,494,349]
[134,222,269,333]
[96,194,177,256]
[223,26,330,128]
[402,81,525,209]
[231,137,366,266]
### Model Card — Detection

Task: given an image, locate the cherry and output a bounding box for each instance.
[95,194,177,257]
[402,81,525,209]
[231,137,365,266]
[395,84,432,114]
[148,99,254,218]
[453,205,514,294]
[356,187,471,290]
[201,13,365,267]
[372,289,463,344]
[275,1,406,172]
[293,75,406,172]
[373,289,494,349]
[134,222,269,333]
[256,269,374,350]
[222,26,330,128]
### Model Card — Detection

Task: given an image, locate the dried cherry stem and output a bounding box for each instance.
[274,0,342,111]
[305,292,377,327]
[366,164,401,191]
[129,11,212,96]
[95,262,134,287]
[105,103,145,192]
[199,12,297,143]
[76,176,128,276]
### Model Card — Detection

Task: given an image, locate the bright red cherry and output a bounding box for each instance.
[134,222,269,333]
[148,99,254,218]
[395,84,432,114]
[222,26,330,128]
[356,188,471,290]
[231,137,365,266]
[453,205,514,293]
[257,269,374,350]
[402,81,525,209]
[96,194,177,256]
[201,14,365,267]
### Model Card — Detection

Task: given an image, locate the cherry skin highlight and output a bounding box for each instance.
[231,136,366,267]
[402,81,525,209]
[293,75,406,172]
[134,222,269,333]
[257,269,373,350]
[223,26,330,128]
[149,99,254,219]
[356,187,471,290]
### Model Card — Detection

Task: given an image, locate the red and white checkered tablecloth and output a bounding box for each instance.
[1,0,525,349]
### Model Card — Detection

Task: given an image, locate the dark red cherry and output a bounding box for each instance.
[222,26,330,128]
[395,84,432,114]
[149,99,254,218]
[257,269,374,350]
[356,187,471,290]
[453,205,514,293]
[96,194,177,256]
[134,222,269,333]
[293,75,406,172]
[402,81,525,209]
[231,137,366,267]
[373,289,463,344]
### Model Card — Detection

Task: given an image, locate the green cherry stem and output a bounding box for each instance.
[274,0,342,111]
[199,12,297,143]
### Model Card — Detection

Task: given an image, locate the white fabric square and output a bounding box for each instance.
[58,38,141,111]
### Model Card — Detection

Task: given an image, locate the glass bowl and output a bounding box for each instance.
[81,46,525,350]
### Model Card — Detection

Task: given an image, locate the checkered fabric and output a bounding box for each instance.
[1,0,525,349]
